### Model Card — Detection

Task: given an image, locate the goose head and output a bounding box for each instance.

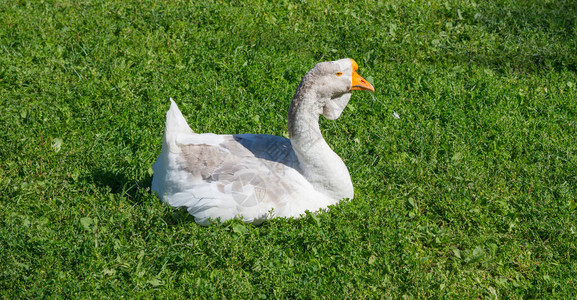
[293,58,374,120]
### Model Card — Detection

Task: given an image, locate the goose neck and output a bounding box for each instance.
[286,84,354,200]
[287,87,326,147]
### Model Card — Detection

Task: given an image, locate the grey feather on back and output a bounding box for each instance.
[177,134,303,205]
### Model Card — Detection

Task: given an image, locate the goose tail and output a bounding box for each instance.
[166,98,194,134]
[162,98,195,153]
[152,98,194,197]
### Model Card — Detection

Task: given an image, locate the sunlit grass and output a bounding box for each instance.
[1,0,576,298]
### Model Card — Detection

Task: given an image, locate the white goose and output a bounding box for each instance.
[152,58,374,225]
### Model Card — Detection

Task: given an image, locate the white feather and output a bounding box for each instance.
[152,59,372,225]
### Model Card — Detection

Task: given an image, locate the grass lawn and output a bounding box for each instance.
[1,0,576,298]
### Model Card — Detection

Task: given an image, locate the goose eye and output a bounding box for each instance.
[336,72,343,77]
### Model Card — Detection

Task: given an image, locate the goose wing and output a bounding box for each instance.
[154,133,334,225]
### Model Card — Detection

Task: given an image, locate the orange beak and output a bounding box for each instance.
[349,59,375,92]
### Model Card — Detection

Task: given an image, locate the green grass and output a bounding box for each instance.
[1,0,576,298]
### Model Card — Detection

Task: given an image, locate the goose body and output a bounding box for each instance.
[152,58,374,225]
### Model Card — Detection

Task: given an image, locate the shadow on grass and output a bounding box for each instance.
[87,168,152,205]
[160,207,197,226]
[441,1,577,73]
[87,167,198,225]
